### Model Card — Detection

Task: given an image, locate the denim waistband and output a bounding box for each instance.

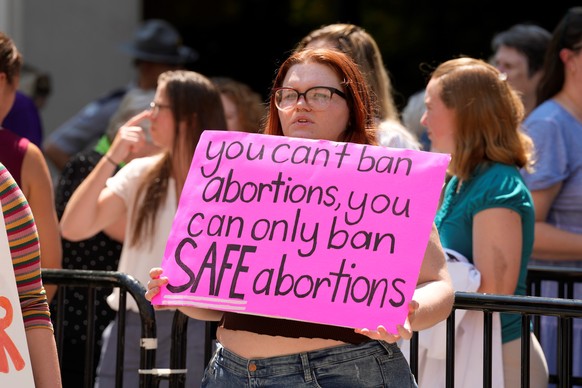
[214,340,399,378]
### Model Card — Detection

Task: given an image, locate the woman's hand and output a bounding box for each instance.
[354,300,418,343]
[145,267,168,302]
[107,111,150,164]
[145,266,224,321]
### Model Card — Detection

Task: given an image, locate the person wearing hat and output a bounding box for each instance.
[46,19,196,387]
[44,19,198,172]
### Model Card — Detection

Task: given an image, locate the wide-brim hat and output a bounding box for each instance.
[119,19,199,65]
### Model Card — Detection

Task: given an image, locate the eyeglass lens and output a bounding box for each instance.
[275,88,335,111]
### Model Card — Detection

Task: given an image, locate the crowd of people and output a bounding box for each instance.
[1,6,581,387]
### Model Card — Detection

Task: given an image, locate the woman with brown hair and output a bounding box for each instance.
[60,70,227,387]
[423,57,548,387]
[146,48,454,387]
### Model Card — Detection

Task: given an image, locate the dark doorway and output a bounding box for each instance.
[143,1,578,110]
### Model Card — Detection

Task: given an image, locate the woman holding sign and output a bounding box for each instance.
[60,71,227,387]
[0,163,61,387]
[146,48,454,387]
[423,57,548,387]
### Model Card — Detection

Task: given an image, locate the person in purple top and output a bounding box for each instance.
[2,90,44,148]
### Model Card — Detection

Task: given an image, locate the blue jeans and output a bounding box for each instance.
[201,340,417,387]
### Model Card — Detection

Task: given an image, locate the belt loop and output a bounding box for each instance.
[378,340,394,358]
[300,353,313,382]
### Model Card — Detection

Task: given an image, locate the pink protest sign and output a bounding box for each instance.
[155,130,450,332]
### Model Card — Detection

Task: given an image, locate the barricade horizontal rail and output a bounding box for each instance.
[42,268,158,388]
[527,265,582,283]
[453,292,582,317]
[527,265,582,300]
[43,267,582,388]
[418,292,582,388]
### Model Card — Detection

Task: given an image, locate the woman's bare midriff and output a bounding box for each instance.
[216,326,348,359]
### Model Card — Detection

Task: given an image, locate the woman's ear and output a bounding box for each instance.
[559,47,574,66]
[0,72,14,106]
[559,47,581,76]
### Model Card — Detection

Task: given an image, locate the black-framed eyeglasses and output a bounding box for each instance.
[149,101,171,116]
[273,86,346,111]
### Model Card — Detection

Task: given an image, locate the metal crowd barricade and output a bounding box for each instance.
[47,266,581,388]
[152,312,218,387]
[166,293,582,388]
[42,268,158,388]
[527,265,582,387]
[405,265,582,388]
[445,292,582,388]
[527,265,582,299]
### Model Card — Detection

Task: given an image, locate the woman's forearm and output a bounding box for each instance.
[532,222,582,260]
[60,156,119,241]
[26,327,62,388]
[411,279,454,331]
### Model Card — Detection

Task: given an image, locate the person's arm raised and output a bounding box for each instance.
[60,111,149,241]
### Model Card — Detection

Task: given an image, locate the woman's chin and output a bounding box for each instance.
[283,129,316,140]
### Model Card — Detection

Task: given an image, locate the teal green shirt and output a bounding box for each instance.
[435,162,534,343]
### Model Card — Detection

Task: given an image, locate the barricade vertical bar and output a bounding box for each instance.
[84,287,97,387]
[558,317,572,388]
[565,281,574,388]
[117,289,128,388]
[482,311,492,388]
[557,316,564,388]
[530,278,541,338]
[563,318,579,386]
[409,331,418,380]
[204,321,217,366]
[567,280,574,299]
[119,275,159,388]
[445,311,455,388]
[520,315,530,388]
[130,283,157,388]
[558,281,565,299]
[54,287,65,367]
[169,310,189,388]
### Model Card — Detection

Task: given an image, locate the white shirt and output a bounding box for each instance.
[401,249,504,388]
[106,154,177,312]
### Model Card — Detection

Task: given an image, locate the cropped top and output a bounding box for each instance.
[220,312,372,345]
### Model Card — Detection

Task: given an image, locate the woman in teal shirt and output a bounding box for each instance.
[421,57,548,387]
